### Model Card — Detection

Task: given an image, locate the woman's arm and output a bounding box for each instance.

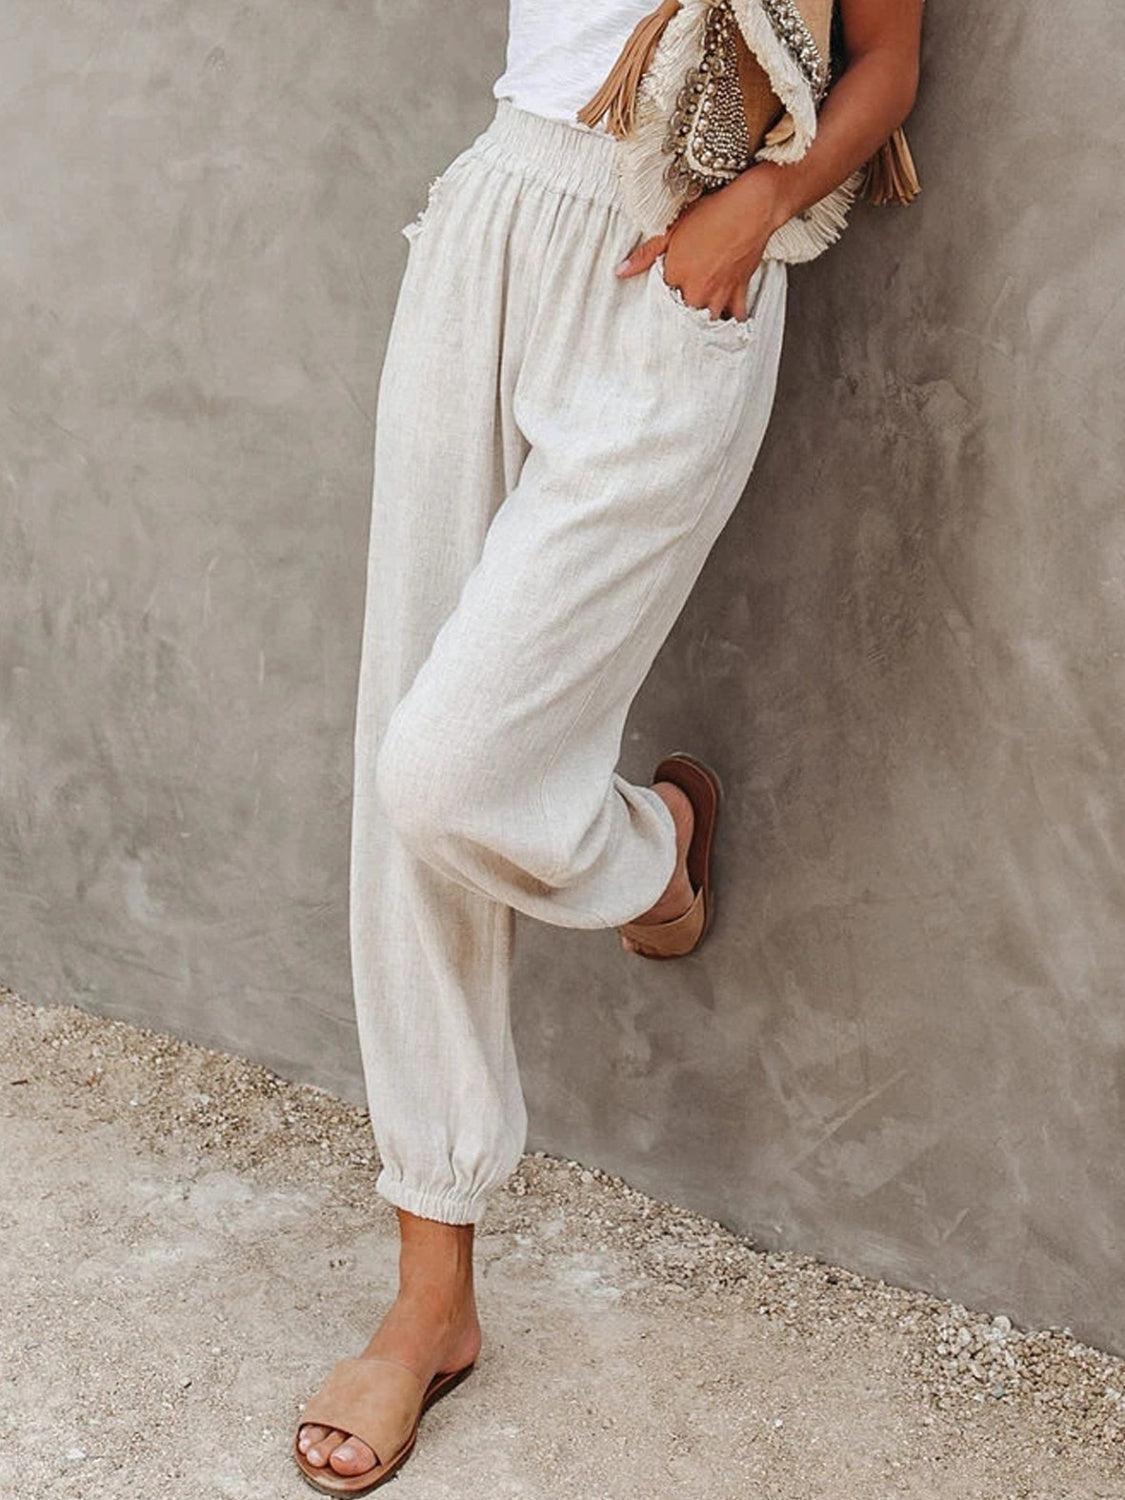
[616,0,924,319]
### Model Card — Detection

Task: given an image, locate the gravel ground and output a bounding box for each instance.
[2,985,1123,1498]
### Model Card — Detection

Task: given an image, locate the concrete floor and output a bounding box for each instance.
[3,989,1124,1499]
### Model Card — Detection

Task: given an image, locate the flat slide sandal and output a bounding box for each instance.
[617,751,722,960]
[293,1355,475,1495]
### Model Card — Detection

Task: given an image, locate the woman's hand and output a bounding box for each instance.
[614,164,786,321]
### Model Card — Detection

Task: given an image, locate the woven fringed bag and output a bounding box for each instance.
[577,0,920,262]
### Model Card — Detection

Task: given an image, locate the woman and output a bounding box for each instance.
[295,0,922,1489]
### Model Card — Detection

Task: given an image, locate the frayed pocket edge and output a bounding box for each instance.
[400,171,447,243]
[651,253,763,351]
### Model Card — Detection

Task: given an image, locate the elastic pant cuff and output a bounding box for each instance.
[375,1168,496,1226]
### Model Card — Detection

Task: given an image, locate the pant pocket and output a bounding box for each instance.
[647,252,766,355]
[400,150,477,245]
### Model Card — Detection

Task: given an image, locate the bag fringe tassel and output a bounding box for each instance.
[860,126,921,205]
[576,0,683,138]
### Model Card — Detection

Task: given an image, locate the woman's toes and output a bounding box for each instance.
[305,1429,346,1467]
[330,1436,378,1475]
[298,1424,329,1455]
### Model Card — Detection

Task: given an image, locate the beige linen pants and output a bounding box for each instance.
[350,100,787,1224]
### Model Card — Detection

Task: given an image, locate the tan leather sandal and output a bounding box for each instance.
[293,1355,475,1495]
[617,751,722,960]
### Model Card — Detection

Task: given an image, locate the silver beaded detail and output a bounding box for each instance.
[660,0,828,205]
[662,4,752,195]
[760,0,829,98]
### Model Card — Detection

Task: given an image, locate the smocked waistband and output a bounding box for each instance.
[465,99,625,209]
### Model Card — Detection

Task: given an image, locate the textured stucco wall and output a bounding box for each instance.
[0,0,504,1075]
[4,4,1124,1348]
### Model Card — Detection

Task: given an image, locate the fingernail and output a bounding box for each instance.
[614,258,631,275]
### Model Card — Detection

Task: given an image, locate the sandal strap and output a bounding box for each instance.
[300,1356,426,1465]
[618,885,705,957]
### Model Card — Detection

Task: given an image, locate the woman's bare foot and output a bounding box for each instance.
[297,1209,481,1478]
[620,779,695,953]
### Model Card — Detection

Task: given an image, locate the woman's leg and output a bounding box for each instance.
[307,104,787,1478]
[301,138,533,1477]
[349,141,537,1233]
[355,110,787,1228]
[373,241,788,934]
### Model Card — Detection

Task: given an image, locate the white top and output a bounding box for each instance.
[492,1,658,131]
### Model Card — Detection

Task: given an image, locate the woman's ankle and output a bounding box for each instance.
[397,1215,475,1297]
[394,1274,477,1319]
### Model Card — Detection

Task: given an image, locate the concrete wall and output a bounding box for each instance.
[3,3,1124,1349]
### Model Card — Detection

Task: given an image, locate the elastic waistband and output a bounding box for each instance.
[466,99,625,210]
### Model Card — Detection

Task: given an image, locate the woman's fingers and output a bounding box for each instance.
[615,235,755,324]
[615,233,668,277]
